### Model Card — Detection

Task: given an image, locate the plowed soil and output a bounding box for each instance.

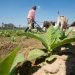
[0,37,75,75]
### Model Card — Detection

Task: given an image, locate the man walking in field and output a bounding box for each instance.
[25,6,37,32]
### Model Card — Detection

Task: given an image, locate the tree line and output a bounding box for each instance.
[0,22,25,29]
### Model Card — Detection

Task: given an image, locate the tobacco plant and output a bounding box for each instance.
[23,26,75,61]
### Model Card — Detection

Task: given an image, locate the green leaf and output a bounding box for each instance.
[9,53,25,75]
[0,47,20,75]
[0,57,2,62]
[46,55,57,62]
[52,37,75,49]
[65,27,73,37]
[27,49,46,61]
[23,32,49,50]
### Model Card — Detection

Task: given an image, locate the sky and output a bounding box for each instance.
[0,0,75,27]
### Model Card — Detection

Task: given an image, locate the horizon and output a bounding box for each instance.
[0,0,75,27]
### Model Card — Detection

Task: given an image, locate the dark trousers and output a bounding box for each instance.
[25,18,34,32]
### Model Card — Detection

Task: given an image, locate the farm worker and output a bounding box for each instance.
[25,6,37,32]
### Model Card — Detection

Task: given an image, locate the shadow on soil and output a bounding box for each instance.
[57,44,75,75]
[16,44,75,75]
[16,60,41,75]
[65,44,75,75]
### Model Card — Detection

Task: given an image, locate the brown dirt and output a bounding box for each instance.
[19,38,44,59]
[18,40,75,75]
[0,37,75,75]
[0,37,17,58]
